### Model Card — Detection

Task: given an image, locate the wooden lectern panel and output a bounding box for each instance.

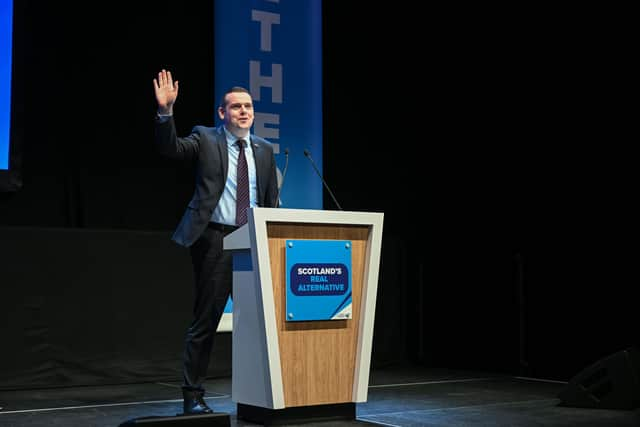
[266,223,369,407]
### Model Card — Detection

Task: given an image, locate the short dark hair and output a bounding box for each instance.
[219,86,251,109]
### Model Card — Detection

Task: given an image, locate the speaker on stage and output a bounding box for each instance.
[118,413,230,426]
[558,346,640,410]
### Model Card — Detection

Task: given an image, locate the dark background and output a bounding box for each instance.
[0,1,636,389]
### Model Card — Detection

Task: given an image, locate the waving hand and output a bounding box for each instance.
[153,69,179,115]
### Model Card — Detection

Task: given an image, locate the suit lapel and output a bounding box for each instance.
[250,137,264,204]
[215,126,229,180]
[250,138,262,168]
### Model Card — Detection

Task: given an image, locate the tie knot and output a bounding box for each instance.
[236,139,246,149]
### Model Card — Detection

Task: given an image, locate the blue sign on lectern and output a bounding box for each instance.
[285,240,352,322]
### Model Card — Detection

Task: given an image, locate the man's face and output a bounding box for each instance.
[218,91,254,134]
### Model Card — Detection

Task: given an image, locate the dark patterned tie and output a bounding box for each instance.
[235,139,250,226]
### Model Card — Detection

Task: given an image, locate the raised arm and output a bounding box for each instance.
[153,70,200,160]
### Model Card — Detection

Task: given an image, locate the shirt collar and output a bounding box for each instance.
[223,126,250,148]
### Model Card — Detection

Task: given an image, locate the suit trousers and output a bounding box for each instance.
[182,224,233,391]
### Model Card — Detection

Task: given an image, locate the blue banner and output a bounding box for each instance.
[214,0,323,209]
[0,0,13,170]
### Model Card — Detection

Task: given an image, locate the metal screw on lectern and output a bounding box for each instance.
[288,242,293,248]
[345,243,350,249]
[288,313,294,319]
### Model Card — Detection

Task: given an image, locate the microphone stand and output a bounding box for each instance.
[303,149,343,210]
[275,148,289,208]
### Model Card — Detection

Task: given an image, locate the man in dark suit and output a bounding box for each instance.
[153,69,278,414]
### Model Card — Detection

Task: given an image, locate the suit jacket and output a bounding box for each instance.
[155,117,278,247]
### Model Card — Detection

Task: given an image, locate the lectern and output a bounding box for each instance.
[224,207,384,424]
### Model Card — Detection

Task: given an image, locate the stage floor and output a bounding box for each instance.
[0,364,638,426]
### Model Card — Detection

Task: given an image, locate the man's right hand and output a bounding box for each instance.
[153,69,179,115]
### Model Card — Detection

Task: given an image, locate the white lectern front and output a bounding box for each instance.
[224,207,383,424]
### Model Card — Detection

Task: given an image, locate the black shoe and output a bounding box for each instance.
[182,389,213,415]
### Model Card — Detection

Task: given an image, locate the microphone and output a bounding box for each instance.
[303,149,343,210]
[275,148,289,208]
